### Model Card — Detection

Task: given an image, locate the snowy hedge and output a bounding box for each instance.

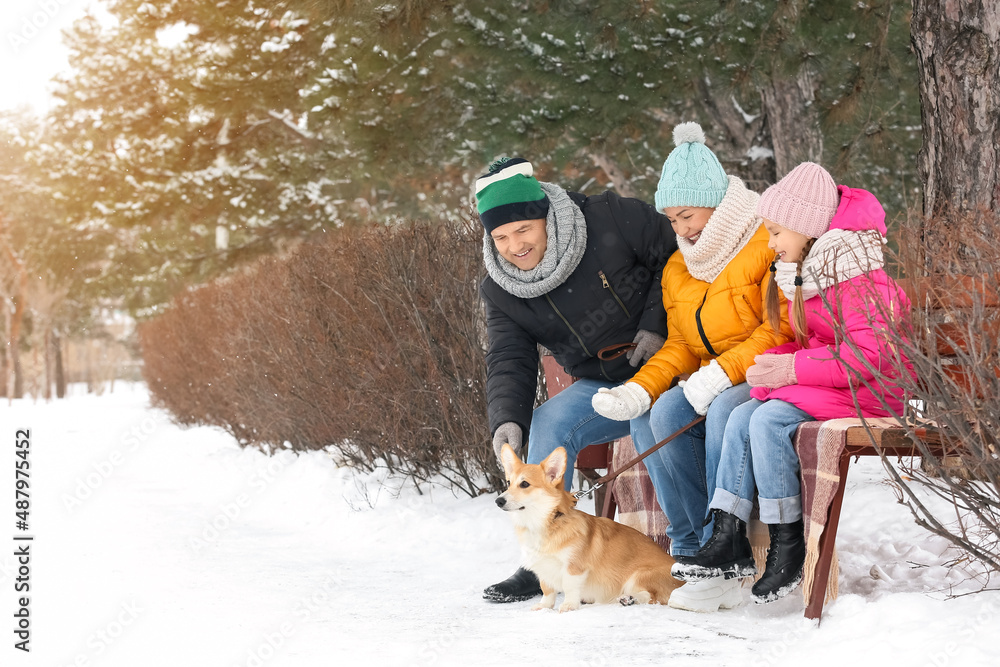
[138,220,501,496]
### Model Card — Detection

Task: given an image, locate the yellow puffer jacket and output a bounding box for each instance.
[630,225,793,400]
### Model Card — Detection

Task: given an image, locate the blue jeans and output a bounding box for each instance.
[710,399,815,524]
[640,383,754,557]
[526,379,640,491]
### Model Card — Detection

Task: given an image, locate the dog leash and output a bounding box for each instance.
[597,342,637,361]
[572,415,705,501]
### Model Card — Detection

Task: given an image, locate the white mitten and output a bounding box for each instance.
[681,360,733,416]
[591,382,652,421]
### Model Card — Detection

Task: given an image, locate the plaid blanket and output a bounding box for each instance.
[610,435,672,553]
[794,417,898,607]
[610,436,772,573]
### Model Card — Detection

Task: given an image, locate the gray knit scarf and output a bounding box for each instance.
[483,182,588,299]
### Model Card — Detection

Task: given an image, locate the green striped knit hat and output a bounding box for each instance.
[475,157,550,233]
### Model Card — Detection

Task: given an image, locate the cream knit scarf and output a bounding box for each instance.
[775,229,886,301]
[678,176,761,283]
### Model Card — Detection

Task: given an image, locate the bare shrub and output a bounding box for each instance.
[828,207,1000,576]
[139,219,499,496]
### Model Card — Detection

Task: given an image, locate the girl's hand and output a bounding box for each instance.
[746,353,797,389]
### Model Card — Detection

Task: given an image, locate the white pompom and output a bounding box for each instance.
[673,121,706,147]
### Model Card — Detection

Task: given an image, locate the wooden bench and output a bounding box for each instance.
[540,275,997,623]
[803,426,946,621]
[803,274,998,622]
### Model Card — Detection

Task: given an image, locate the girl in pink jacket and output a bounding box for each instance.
[669,162,912,605]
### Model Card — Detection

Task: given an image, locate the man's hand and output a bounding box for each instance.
[592,382,652,421]
[492,422,523,463]
[627,329,667,367]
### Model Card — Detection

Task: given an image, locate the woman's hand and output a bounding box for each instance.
[745,353,797,389]
[680,360,733,415]
[592,382,652,421]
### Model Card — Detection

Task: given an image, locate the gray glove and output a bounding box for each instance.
[627,329,666,367]
[492,422,523,463]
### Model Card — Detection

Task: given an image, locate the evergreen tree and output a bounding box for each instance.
[704,0,921,210]
[0,111,96,397]
[48,1,339,313]
[41,0,922,314]
[303,1,920,215]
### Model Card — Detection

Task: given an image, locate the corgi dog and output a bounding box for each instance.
[497,444,681,612]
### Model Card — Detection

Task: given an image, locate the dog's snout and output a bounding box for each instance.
[496,496,507,508]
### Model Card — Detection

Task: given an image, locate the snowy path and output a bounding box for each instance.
[3,385,998,667]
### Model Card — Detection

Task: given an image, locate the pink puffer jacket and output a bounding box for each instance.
[749,186,914,421]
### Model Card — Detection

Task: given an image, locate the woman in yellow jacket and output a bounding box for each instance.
[593,122,792,612]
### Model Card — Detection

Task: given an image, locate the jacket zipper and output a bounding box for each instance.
[544,294,592,358]
[695,292,719,356]
[598,270,631,318]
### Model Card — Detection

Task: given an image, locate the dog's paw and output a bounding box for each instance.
[558,601,581,613]
[531,603,553,611]
[618,595,636,606]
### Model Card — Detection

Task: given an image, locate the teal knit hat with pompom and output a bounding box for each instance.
[655,122,728,211]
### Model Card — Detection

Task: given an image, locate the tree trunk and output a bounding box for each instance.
[44,327,53,401]
[55,331,66,399]
[587,152,638,198]
[13,350,22,399]
[1,219,28,403]
[759,65,825,179]
[911,0,1000,216]
[694,77,776,193]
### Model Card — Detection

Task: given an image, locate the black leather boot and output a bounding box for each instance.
[751,520,805,604]
[671,508,757,581]
[483,567,541,603]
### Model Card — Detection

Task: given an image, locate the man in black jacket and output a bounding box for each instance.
[477,157,677,602]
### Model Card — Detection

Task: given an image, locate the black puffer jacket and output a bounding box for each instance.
[481,190,677,437]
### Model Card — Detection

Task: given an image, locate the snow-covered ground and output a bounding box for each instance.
[3,385,998,667]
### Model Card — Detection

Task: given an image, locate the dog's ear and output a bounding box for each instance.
[500,443,520,480]
[540,447,567,486]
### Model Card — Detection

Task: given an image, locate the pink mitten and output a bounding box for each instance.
[745,353,797,389]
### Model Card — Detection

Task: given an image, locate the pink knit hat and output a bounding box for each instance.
[755,162,839,238]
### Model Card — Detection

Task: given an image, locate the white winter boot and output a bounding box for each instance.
[667,575,743,612]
